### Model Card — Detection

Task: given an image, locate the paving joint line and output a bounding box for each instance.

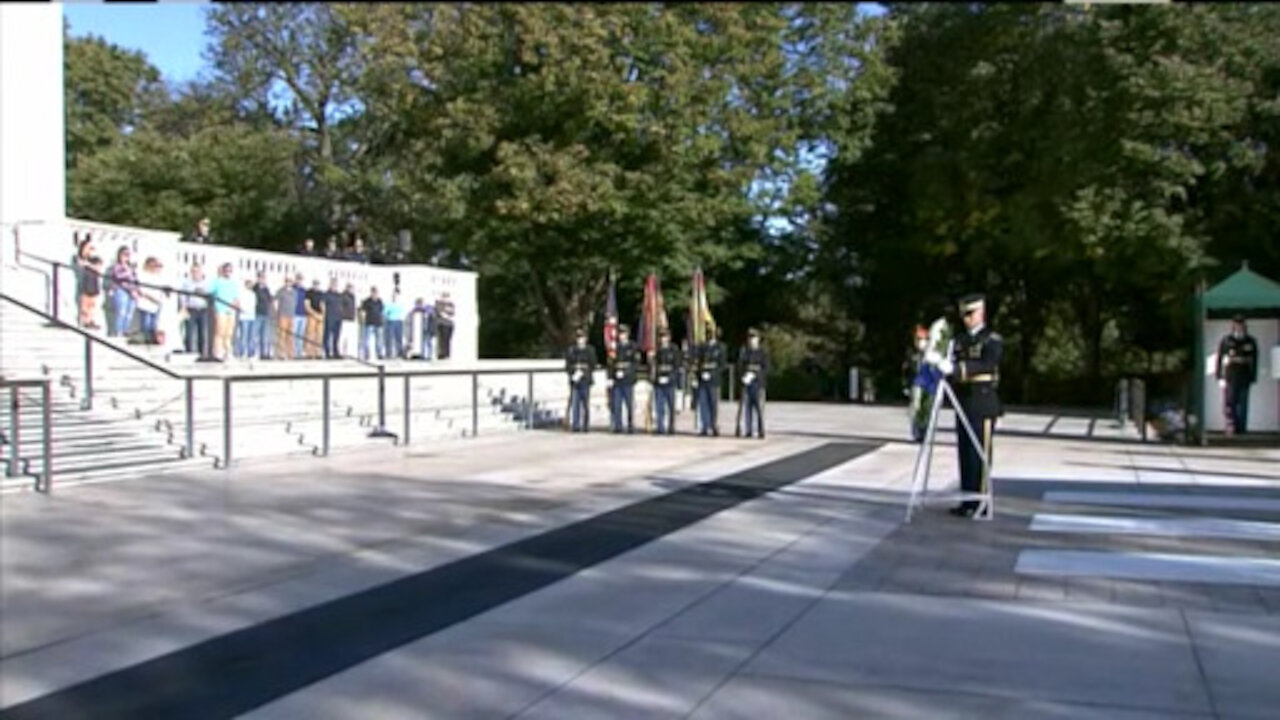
[1178,608,1222,720]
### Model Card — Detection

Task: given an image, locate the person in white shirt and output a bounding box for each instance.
[235,279,258,359]
[136,257,167,345]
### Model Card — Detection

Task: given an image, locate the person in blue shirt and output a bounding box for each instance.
[208,263,242,361]
[384,290,407,359]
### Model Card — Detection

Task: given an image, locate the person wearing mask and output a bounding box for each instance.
[1216,315,1259,436]
[275,276,298,360]
[564,326,597,432]
[360,287,385,360]
[180,264,209,354]
[253,271,274,359]
[292,273,308,358]
[435,292,456,360]
[305,279,326,359]
[339,283,358,357]
[236,278,258,359]
[108,246,140,339]
[209,263,241,361]
[323,277,345,359]
[136,257,166,345]
[384,290,407,359]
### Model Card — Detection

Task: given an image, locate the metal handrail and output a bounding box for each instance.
[217,364,574,467]
[2,377,54,492]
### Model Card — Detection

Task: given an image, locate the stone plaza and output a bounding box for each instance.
[2,403,1277,719]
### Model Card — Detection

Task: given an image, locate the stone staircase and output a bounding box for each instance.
[0,263,606,491]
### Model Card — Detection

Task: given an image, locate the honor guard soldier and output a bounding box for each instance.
[936,293,1002,519]
[694,326,727,436]
[651,329,681,434]
[609,324,640,433]
[564,327,597,432]
[1216,315,1258,435]
[736,328,769,438]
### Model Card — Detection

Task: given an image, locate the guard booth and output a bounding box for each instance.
[1191,261,1280,444]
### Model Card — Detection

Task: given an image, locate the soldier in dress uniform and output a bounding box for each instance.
[608,324,640,433]
[1216,315,1259,436]
[936,293,1002,519]
[736,328,769,438]
[694,326,727,436]
[651,329,681,434]
[564,326,596,433]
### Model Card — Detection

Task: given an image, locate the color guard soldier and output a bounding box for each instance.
[736,328,769,438]
[936,293,1002,519]
[609,324,640,433]
[651,328,681,434]
[694,326,726,436]
[1216,314,1258,435]
[564,327,596,432]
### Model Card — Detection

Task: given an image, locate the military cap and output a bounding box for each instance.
[747,327,760,338]
[659,327,670,337]
[618,323,630,334]
[1233,314,1246,323]
[574,326,587,336]
[958,293,985,314]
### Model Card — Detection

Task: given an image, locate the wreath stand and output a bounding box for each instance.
[904,350,994,523]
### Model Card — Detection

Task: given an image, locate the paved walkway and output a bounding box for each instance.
[1,403,1278,718]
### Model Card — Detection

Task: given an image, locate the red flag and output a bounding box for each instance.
[604,271,618,359]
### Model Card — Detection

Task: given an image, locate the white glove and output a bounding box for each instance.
[924,350,943,366]
[938,358,954,376]
[691,378,699,389]
[615,370,624,380]
[700,371,711,382]
[606,379,614,390]
[742,372,755,385]
[571,370,583,383]
[1218,379,1227,389]
[658,377,668,385]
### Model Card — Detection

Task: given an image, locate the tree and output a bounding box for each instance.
[343,3,888,350]
[64,32,166,170]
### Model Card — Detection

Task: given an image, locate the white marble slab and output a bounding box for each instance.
[1043,491,1280,514]
[1030,513,1280,542]
[1015,550,1280,587]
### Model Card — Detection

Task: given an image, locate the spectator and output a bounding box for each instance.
[209,262,240,361]
[323,277,344,359]
[435,291,455,360]
[339,282,358,357]
[305,279,325,359]
[360,287,385,360]
[180,264,209,355]
[136,257,166,345]
[299,238,319,257]
[189,217,213,244]
[73,237,103,330]
[108,246,139,339]
[275,276,298,360]
[292,272,308,358]
[235,278,257,359]
[384,290,407,359]
[345,236,369,264]
[411,297,435,360]
[324,236,342,260]
[252,271,274,359]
